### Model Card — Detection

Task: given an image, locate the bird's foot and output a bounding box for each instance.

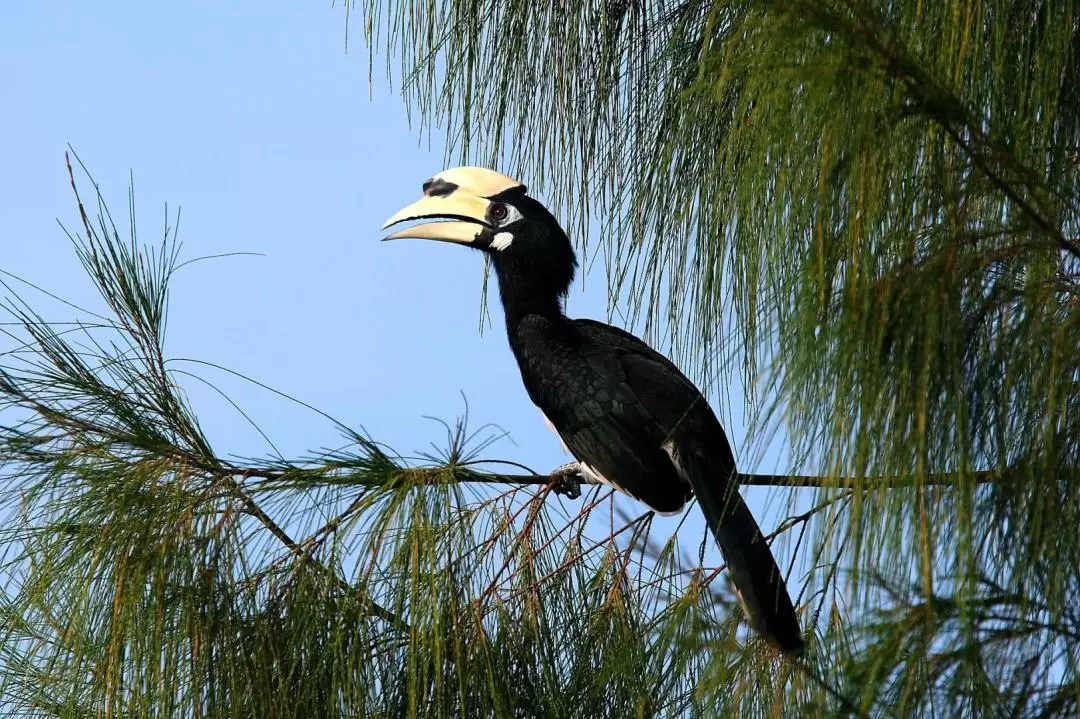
[549,462,583,500]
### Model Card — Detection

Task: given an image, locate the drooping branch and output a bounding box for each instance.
[220,472,411,632]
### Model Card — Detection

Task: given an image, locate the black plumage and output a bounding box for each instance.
[383,168,803,654]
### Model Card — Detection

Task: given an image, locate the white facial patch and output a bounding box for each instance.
[490,231,514,251]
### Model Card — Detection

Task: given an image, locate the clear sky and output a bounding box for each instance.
[1,2,793,561]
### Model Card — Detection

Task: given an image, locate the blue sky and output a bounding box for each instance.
[1,2,794,562]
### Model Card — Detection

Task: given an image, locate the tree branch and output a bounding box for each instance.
[224,473,410,633]
[370,466,1063,490]
[220,461,1074,491]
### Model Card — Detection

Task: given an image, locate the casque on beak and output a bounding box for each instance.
[380,166,525,245]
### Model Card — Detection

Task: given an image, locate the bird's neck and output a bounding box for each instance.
[491,255,568,331]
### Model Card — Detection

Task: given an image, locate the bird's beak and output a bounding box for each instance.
[380,193,492,245]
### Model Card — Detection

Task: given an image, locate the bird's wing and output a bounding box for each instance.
[573,319,734,462]
[513,316,696,513]
[569,321,802,652]
[516,317,802,651]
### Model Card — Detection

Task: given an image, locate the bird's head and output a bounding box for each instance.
[382,167,577,300]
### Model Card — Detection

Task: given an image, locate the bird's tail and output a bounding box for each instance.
[674,447,804,654]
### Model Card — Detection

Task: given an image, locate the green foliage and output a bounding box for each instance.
[357,0,1079,715]
[1,0,1078,716]
[1,162,814,717]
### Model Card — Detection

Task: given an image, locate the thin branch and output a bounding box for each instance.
[0,389,409,633]
[223,472,411,633]
[233,463,1069,490]
[466,467,1075,489]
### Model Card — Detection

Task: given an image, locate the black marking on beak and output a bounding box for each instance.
[422,178,459,197]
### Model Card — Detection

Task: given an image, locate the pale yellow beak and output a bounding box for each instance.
[380,193,492,244]
[381,166,525,244]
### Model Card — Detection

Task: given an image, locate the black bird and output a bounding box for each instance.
[382,167,803,653]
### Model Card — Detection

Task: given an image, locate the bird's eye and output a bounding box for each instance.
[490,203,509,223]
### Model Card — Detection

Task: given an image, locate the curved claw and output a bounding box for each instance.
[549,462,583,500]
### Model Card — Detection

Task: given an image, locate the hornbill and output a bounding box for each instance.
[382,167,803,654]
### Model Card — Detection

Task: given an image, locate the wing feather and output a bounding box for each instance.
[513,316,692,513]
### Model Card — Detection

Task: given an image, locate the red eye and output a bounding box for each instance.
[490,203,509,222]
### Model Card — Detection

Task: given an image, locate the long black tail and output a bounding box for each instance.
[672,445,803,654]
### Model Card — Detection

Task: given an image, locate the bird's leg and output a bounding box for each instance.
[549,461,583,500]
